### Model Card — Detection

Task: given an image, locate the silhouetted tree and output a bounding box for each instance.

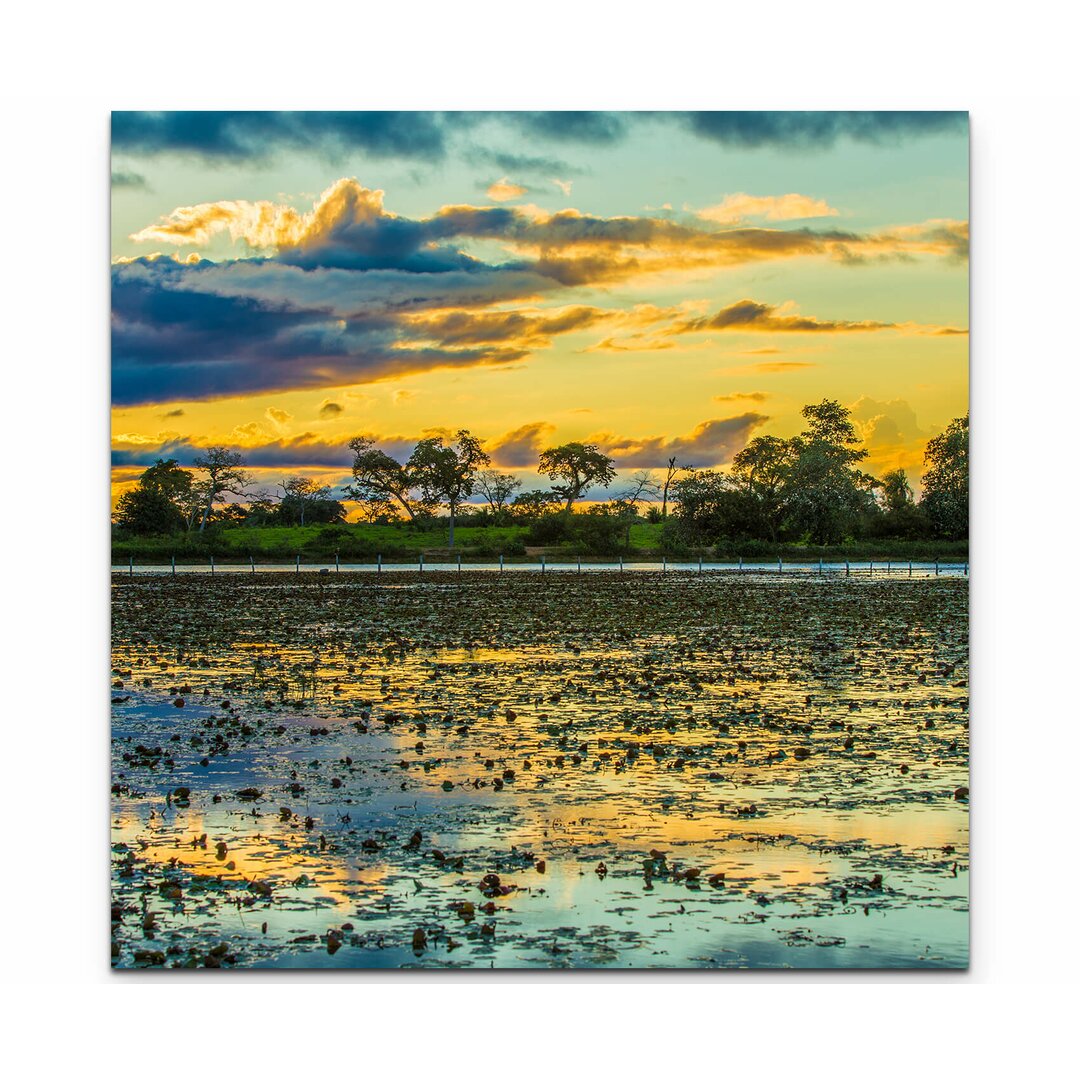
[921,415,968,539]
[537,442,616,512]
[346,436,418,521]
[408,430,490,547]
[192,447,251,532]
[476,469,522,519]
[279,476,339,526]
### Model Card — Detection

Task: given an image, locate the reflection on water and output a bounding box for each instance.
[111,572,968,969]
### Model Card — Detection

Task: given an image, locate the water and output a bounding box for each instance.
[111,572,968,969]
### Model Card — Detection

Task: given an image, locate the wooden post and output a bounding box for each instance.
[419,554,424,573]
[377,553,382,574]
[295,554,300,574]
[457,553,462,573]
[499,554,504,573]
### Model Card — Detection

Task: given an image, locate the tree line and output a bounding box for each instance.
[114,400,968,546]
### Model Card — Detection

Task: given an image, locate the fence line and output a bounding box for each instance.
[116,555,969,578]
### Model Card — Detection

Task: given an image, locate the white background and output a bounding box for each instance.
[1,1,1077,1072]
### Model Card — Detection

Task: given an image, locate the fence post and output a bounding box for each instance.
[295,554,300,575]
[499,553,504,573]
[377,553,382,574]
[778,557,782,574]
[541,555,545,574]
[335,552,340,573]
[577,558,581,574]
[457,553,462,574]
[419,554,424,573]
[935,559,939,577]
[908,559,912,577]
[845,560,849,577]
[620,555,623,573]
[128,555,133,577]
[171,554,176,577]
[210,554,215,575]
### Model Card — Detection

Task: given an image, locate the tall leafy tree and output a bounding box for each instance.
[786,400,873,544]
[537,442,616,512]
[921,415,968,539]
[408,429,490,548]
[346,436,418,521]
[114,486,186,535]
[729,435,796,542]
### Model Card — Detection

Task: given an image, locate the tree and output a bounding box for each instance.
[279,476,339,526]
[346,436,419,522]
[476,469,522,518]
[921,415,968,540]
[785,400,873,544]
[669,470,759,544]
[114,486,186,535]
[511,489,563,519]
[191,447,251,532]
[879,469,913,514]
[660,456,689,520]
[132,458,198,530]
[408,429,490,547]
[729,436,796,542]
[537,442,616,512]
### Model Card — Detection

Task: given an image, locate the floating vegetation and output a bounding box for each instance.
[110,571,968,969]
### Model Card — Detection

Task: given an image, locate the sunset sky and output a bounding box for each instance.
[111,111,968,509]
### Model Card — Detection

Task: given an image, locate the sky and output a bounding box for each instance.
[110,111,969,509]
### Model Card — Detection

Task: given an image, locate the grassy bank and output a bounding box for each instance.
[112,521,967,564]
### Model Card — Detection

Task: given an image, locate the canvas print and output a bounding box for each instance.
[111,111,969,969]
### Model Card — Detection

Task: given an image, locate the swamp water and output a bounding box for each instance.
[110,572,968,969]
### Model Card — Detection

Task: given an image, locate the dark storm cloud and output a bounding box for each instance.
[111,257,532,405]
[113,111,967,164]
[112,111,448,163]
[464,147,585,177]
[683,111,967,150]
[111,169,149,190]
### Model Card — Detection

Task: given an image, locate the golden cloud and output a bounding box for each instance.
[487,177,528,202]
[696,193,839,224]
